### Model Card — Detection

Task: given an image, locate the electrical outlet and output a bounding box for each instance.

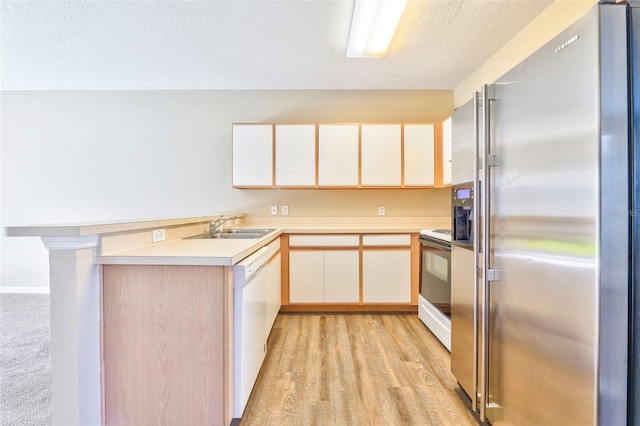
[281,205,289,216]
[271,205,278,216]
[152,228,166,243]
[378,205,386,216]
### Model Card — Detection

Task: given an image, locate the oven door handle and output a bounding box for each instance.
[418,238,452,251]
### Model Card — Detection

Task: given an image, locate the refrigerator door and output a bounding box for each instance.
[483,5,628,425]
[451,92,482,411]
[450,244,477,402]
[451,99,476,185]
[630,2,640,424]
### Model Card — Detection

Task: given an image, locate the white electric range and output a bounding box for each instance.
[417,229,452,351]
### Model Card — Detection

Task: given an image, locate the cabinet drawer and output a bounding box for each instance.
[362,234,411,247]
[289,235,359,247]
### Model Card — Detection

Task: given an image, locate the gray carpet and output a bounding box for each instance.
[0,293,51,426]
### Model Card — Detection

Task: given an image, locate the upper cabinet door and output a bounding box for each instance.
[361,124,401,186]
[442,117,452,186]
[232,124,273,187]
[275,125,316,187]
[404,124,435,186]
[318,124,359,187]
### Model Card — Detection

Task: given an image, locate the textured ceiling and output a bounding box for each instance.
[0,0,553,90]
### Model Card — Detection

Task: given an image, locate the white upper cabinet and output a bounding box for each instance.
[442,117,452,186]
[232,124,273,187]
[318,125,359,187]
[275,125,316,187]
[361,124,401,186]
[232,122,441,189]
[404,124,435,186]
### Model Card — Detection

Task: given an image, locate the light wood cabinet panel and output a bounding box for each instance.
[267,252,281,330]
[275,125,316,187]
[324,251,360,303]
[103,265,231,425]
[361,124,401,186]
[289,251,324,303]
[442,117,452,186]
[404,124,435,186]
[362,250,411,303]
[318,124,359,187]
[232,124,273,187]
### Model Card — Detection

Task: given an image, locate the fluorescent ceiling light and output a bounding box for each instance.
[346,0,409,58]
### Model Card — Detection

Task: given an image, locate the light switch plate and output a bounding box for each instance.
[271,205,278,216]
[152,229,166,243]
[378,205,386,216]
[281,205,289,216]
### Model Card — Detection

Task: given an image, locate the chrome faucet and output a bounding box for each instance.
[210,215,238,234]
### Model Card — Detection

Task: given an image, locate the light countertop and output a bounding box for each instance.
[4,215,223,237]
[97,231,282,266]
[7,215,450,267]
[96,224,435,267]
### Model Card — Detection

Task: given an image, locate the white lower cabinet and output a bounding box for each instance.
[362,250,411,303]
[324,251,360,303]
[289,251,324,303]
[289,250,359,303]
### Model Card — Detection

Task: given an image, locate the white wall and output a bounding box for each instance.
[1,89,453,291]
[454,0,598,107]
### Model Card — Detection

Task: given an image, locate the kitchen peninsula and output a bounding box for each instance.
[5,213,449,425]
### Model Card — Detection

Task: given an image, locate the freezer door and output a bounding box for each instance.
[451,99,476,185]
[630,2,640,424]
[450,245,477,402]
[483,5,628,425]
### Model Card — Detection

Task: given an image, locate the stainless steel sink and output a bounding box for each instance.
[186,228,276,240]
[221,228,276,235]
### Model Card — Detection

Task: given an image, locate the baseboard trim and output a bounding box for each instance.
[0,286,50,294]
[280,303,418,313]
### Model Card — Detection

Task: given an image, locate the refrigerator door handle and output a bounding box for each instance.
[479,83,492,422]
[472,90,481,413]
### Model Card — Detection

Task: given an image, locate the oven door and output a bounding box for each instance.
[419,236,452,315]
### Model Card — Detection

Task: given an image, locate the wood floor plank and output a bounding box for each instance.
[325,316,363,425]
[240,313,479,426]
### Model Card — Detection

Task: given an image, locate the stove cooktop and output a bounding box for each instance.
[419,229,452,243]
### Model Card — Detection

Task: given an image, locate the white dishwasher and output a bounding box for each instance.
[233,246,270,418]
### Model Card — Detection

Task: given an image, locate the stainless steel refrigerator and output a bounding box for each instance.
[450,2,636,424]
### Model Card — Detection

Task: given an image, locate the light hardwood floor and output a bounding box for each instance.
[240,313,480,425]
